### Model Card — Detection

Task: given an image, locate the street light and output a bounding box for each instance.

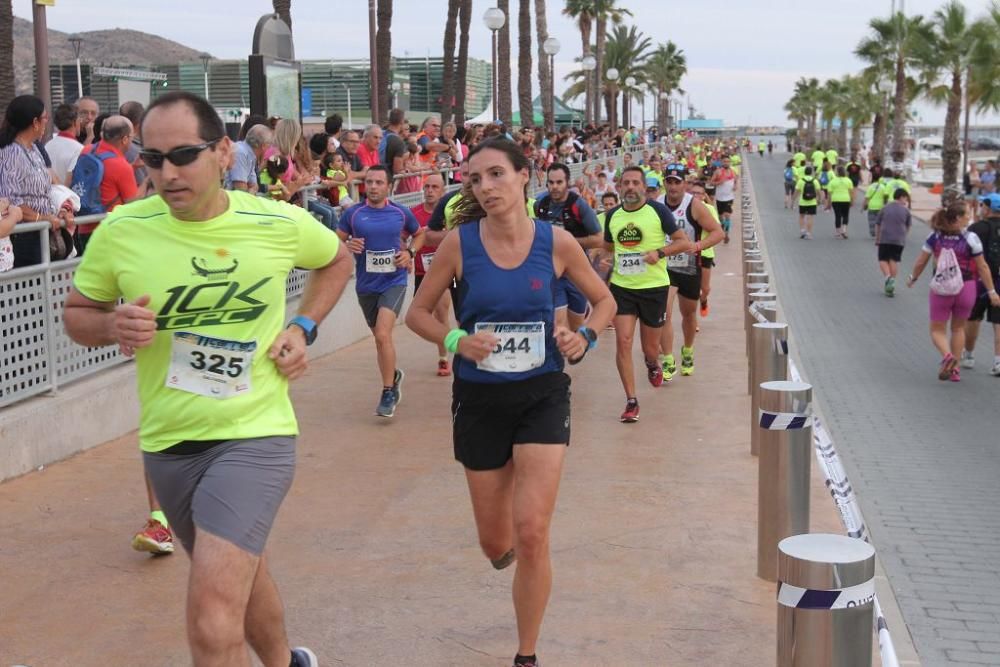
[606,68,619,131]
[624,76,636,129]
[543,37,560,130]
[199,52,212,102]
[483,7,506,120]
[342,82,353,132]
[581,53,596,125]
[391,80,402,109]
[68,34,83,99]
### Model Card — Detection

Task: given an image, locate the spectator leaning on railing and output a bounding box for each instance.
[0,95,76,268]
[225,123,272,193]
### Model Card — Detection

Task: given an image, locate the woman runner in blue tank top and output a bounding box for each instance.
[406,138,615,667]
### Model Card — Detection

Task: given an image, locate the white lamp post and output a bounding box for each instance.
[624,75,636,129]
[483,7,506,120]
[581,53,596,125]
[606,68,619,131]
[68,34,83,99]
[542,37,560,130]
[391,81,402,109]
[199,52,212,102]
[342,83,353,132]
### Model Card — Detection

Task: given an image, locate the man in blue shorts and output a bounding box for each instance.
[338,166,425,417]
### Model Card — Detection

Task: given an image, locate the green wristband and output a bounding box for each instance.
[444,328,469,354]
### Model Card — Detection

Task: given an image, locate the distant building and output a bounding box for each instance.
[43,56,492,125]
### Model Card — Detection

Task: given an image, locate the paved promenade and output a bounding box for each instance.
[0,216,843,666]
[751,153,1000,667]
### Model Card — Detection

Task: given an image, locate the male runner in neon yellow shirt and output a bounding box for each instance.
[64,91,353,667]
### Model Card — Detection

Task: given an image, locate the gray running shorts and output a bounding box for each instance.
[358,284,407,328]
[143,436,296,556]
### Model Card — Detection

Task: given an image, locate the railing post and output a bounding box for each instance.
[777,534,876,667]
[750,322,789,455]
[757,380,812,582]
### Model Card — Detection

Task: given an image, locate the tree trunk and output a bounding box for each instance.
[376,0,393,124]
[941,68,963,190]
[453,0,472,124]
[580,19,593,125]
[595,18,606,124]
[872,108,886,163]
[535,0,552,131]
[0,0,15,114]
[891,55,907,163]
[838,117,848,156]
[497,0,513,127]
[440,0,461,122]
[796,118,804,142]
[272,0,292,30]
[850,120,862,157]
[517,0,533,128]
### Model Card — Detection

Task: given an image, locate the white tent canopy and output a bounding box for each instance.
[465,102,495,126]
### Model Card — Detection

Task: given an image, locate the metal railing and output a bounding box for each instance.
[0,143,661,410]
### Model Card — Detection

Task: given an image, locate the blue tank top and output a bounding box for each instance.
[454,220,563,383]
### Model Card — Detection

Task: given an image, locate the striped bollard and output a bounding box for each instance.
[747,272,770,289]
[757,380,812,582]
[777,534,876,667]
[743,283,769,331]
[750,323,789,453]
[745,291,776,351]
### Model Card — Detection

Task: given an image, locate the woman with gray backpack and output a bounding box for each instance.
[906,201,1000,382]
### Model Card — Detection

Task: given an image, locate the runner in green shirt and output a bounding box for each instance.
[795,165,821,239]
[827,166,856,238]
[64,91,353,667]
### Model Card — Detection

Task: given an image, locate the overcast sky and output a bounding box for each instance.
[16,0,1000,127]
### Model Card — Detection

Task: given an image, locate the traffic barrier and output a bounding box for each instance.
[749,322,789,456]
[757,380,812,582]
[777,533,876,667]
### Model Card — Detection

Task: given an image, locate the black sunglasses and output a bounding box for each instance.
[140,138,223,169]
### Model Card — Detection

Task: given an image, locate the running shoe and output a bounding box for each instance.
[884,277,895,297]
[620,399,639,423]
[392,368,404,404]
[841,229,848,239]
[700,300,709,318]
[680,347,695,376]
[800,230,807,239]
[513,656,540,667]
[437,359,451,377]
[804,232,813,240]
[647,361,663,387]
[938,354,958,381]
[723,233,730,245]
[950,369,961,382]
[291,647,319,667]
[960,351,975,369]
[662,354,677,381]
[131,519,174,555]
[991,360,1000,377]
[376,388,398,417]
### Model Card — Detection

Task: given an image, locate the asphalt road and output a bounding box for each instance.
[749,153,1000,667]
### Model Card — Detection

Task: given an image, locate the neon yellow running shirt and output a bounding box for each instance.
[604,200,679,290]
[73,191,340,452]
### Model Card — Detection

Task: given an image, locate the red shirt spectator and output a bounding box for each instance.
[77,117,138,234]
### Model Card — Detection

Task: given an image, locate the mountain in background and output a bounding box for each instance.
[13,16,207,95]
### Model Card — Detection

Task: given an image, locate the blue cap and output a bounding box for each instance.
[645,176,661,188]
[979,193,1000,211]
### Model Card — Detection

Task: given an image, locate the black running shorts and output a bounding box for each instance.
[799,205,818,215]
[716,200,734,215]
[969,288,1000,324]
[610,283,668,328]
[877,244,904,263]
[668,269,702,301]
[452,372,571,471]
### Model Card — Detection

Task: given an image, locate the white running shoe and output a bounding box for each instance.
[961,351,975,369]
[991,360,1000,377]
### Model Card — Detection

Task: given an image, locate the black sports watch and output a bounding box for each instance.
[577,326,598,350]
[288,315,318,345]
[656,248,667,259]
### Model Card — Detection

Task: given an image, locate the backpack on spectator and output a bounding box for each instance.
[802,178,817,201]
[930,241,964,296]
[71,151,116,216]
[784,166,795,183]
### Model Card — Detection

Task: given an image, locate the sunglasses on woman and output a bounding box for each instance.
[139,138,223,169]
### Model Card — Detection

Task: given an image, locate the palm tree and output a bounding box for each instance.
[453,0,473,124]
[643,41,687,133]
[970,5,1000,113]
[497,0,513,126]
[783,95,808,146]
[0,0,15,114]
[842,74,881,156]
[919,1,975,190]
[789,77,821,147]
[440,0,462,122]
[856,12,932,163]
[272,0,291,29]
[562,0,595,124]
[535,0,553,130]
[593,1,632,125]
[376,0,393,123]
[518,0,534,128]
[601,25,651,131]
